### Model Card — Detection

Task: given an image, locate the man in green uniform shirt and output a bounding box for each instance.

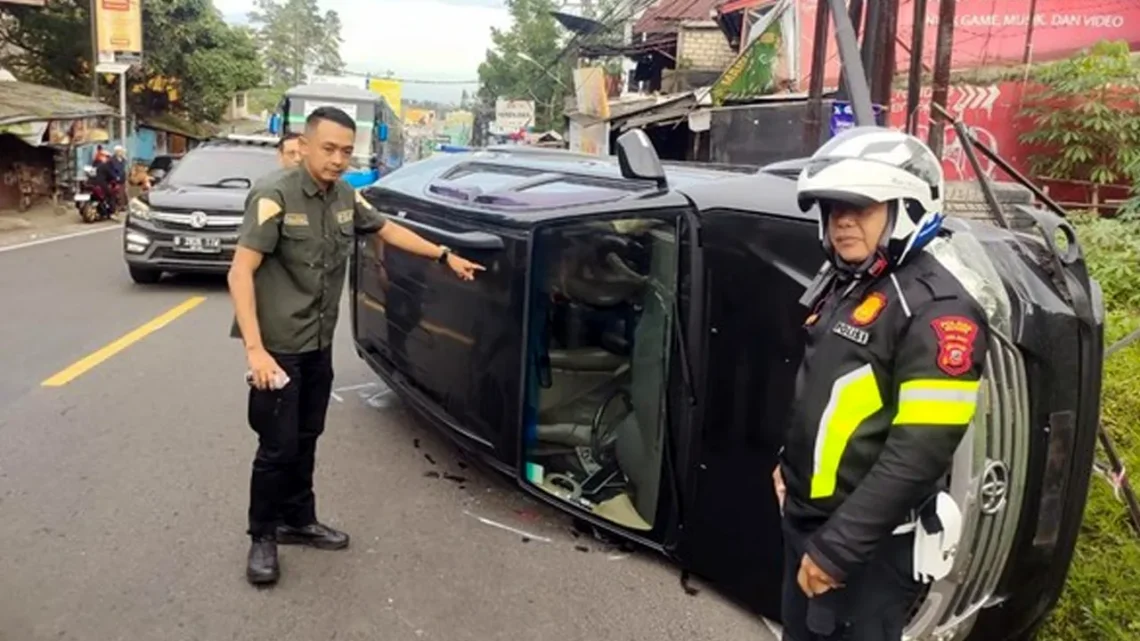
[227,106,484,585]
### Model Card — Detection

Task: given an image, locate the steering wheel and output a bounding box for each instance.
[591,387,633,465]
[558,234,649,307]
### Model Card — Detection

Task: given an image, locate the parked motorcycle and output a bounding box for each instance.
[74,165,119,223]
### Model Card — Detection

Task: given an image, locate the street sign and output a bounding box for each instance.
[95,0,143,65]
[830,100,886,137]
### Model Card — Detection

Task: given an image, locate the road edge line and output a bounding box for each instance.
[41,296,207,387]
[0,224,120,254]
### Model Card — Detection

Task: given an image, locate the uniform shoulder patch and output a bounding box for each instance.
[850,292,888,326]
[931,315,979,376]
[256,197,283,226]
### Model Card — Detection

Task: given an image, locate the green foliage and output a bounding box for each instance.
[1018,41,1140,188]
[1039,214,1140,641]
[138,0,263,122]
[248,0,344,87]
[476,0,572,132]
[0,0,263,123]
[0,1,91,94]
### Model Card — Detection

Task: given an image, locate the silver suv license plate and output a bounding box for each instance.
[173,236,221,254]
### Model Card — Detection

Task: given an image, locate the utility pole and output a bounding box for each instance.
[904,0,929,135]
[89,0,99,98]
[928,0,957,158]
[1022,0,1040,65]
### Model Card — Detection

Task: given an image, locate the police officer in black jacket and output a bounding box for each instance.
[772,126,989,641]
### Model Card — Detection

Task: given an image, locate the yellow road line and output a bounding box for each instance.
[41,296,207,387]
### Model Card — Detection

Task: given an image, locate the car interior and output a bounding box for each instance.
[523,216,677,532]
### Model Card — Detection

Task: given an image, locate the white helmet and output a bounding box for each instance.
[797,126,945,275]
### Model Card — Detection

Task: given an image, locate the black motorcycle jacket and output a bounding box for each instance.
[779,244,989,582]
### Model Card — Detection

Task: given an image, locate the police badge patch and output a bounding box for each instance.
[850,292,888,326]
[931,315,979,376]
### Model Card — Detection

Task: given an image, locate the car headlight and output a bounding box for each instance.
[129,198,151,220]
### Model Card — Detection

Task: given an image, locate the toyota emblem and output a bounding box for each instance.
[980,460,1010,515]
[189,211,208,229]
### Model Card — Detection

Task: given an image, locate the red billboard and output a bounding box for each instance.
[883,81,1029,181]
[797,0,1140,88]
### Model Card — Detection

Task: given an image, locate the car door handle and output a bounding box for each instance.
[392,217,505,251]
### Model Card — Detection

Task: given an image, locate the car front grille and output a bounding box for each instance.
[150,211,244,231]
[904,330,1030,641]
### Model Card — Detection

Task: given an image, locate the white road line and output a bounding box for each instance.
[332,382,379,393]
[0,224,120,254]
[463,510,553,543]
[330,391,344,403]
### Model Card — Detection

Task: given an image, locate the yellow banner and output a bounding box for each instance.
[95,0,142,59]
[573,67,610,119]
[368,78,403,119]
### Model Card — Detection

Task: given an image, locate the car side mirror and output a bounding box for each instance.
[149,169,166,183]
[616,129,666,190]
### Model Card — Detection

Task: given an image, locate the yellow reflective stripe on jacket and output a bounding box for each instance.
[892,378,981,426]
[810,364,883,499]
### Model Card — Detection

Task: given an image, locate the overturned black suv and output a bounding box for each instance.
[350,132,1103,641]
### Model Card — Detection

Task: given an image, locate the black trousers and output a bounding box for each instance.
[247,348,334,539]
[781,519,921,641]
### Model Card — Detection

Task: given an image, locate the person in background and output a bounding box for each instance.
[773,126,989,641]
[227,106,485,586]
[277,132,302,168]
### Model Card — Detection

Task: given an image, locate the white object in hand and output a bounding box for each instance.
[245,369,291,390]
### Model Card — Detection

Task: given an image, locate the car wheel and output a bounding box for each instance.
[128,266,162,285]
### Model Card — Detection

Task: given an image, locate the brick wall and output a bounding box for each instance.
[678,23,737,71]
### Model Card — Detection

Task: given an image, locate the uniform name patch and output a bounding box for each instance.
[833,321,870,345]
[931,315,979,376]
[850,292,887,326]
[283,213,308,226]
[336,209,353,224]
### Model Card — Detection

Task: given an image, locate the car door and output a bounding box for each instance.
[667,174,826,621]
[352,186,528,461]
[514,196,700,550]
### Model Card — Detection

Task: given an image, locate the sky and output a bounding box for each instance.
[216,0,513,104]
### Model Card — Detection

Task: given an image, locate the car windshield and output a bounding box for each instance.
[164,148,278,188]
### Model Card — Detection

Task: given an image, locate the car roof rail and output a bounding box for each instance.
[201,134,280,148]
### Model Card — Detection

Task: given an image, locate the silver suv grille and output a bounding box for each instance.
[151,211,244,229]
[905,330,1030,640]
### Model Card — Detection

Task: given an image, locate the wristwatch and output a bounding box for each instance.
[437,245,452,264]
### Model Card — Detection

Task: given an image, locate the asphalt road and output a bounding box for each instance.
[0,227,778,641]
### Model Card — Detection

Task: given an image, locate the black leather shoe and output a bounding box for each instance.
[246,537,279,585]
[276,522,350,550]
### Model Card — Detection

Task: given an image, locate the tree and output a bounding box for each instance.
[0,0,264,123]
[249,0,344,86]
[476,0,571,132]
[136,0,263,122]
[1018,40,1140,212]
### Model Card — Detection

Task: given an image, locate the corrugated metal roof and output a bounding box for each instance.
[0,81,115,127]
[634,0,725,34]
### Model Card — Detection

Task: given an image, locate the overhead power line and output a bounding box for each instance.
[337,69,479,84]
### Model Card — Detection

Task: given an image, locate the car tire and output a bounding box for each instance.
[128,266,162,285]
